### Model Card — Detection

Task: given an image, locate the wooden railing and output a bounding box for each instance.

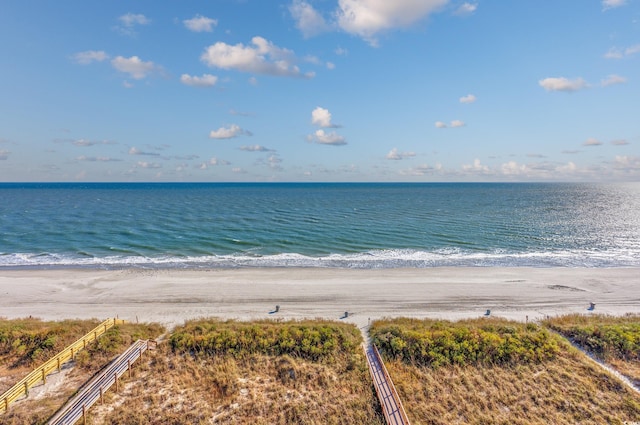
[47,339,153,425]
[366,344,411,425]
[0,318,126,414]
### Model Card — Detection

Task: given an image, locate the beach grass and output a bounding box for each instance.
[545,313,640,384]
[89,319,384,424]
[0,318,164,425]
[371,317,640,424]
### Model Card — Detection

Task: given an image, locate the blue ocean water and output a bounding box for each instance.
[1,182,639,269]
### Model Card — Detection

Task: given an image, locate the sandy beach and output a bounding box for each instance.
[0,268,638,329]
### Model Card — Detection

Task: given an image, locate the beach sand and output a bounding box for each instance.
[0,268,638,329]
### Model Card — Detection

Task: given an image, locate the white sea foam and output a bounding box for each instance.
[1,248,638,270]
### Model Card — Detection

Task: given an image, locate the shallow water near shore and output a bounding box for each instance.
[1,182,639,269]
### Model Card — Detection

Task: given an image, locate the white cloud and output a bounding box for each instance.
[335,47,349,56]
[116,13,150,35]
[435,121,447,128]
[611,139,629,146]
[209,124,252,139]
[73,50,109,65]
[201,36,314,78]
[463,158,490,173]
[459,94,477,104]
[180,73,218,87]
[0,150,10,160]
[450,120,465,128]
[136,161,162,169]
[602,0,627,10]
[77,156,122,162]
[386,148,416,160]
[240,145,273,152]
[209,157,229,166]
[311,107,339,127]
[601,74,627,87]
[326,62,336,70]
[583,137,603,146]
[454,2,477,15]
[184,15,217,32]
[119,13,150,27]
[71,139,117,147]
[605,44,640,59]
[308,129,346,145]
[538,77,588,92]
[129,147,160,156]
[614,155,640,170]
[111,56,158,80]
[289,0,330,38]
[336,0,448,45]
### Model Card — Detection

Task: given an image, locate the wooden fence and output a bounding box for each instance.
[0,318,126,414]
[47,339,153,425]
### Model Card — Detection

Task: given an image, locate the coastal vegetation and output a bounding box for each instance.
[545,313,640,383]
[0,318,163,425]
[3,316,640,424]
[92,319,384,424]
[371,318,640,424]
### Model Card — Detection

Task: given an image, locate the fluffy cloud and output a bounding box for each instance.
[434,121,447,128]
[73,50,109,65]
[119,13,150,27]
[116,13,150,35]
[111,56,158,80]
[311,107,339,127]
[183,15,217,32]
[0,150,10,160]
[386,148,416,160]
[602,0,627,10]
[180,74,218,87]
[450,120,465,128]
[605,44,640,59]
[336,0,448,45]
[601,74,627,87]
[538,77,588,92]
[583,138,603,146]
[454,2,477,15]
[209,124,252,139]
[201,36,314,78]
[289,0,330,38]
[136,161,161,169]
[129,147,160,156]
[462,158,490,173]
[240,145,273,152]
[459,94,477,103]
[308,129,346,145]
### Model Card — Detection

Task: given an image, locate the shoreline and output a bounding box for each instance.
[1,267,638,329]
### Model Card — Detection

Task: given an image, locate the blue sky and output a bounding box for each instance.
[0,0,638,182]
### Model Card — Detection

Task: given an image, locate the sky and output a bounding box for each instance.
[0,0,638,182]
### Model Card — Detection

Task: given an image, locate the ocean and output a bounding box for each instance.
[1,182,639,269]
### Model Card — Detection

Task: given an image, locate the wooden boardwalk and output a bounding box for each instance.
[365,345,411,425]
[47,339,152,425]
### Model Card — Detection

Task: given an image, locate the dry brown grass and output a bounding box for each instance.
[1,320,164,425]
[374,318,640,425]
[88,320,384,425]
[545,313,640,385]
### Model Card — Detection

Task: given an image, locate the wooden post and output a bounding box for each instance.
[24,382,29,397]
[5,396,9,411]
[128,359,132,378]
[100,387,104,404]
[57,357,61,372]
[114,372,118,392]
[71,347,74,359]
[82,404,86,425]
[42,368,46,384]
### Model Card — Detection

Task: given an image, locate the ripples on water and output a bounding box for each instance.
[0,182,639,268]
